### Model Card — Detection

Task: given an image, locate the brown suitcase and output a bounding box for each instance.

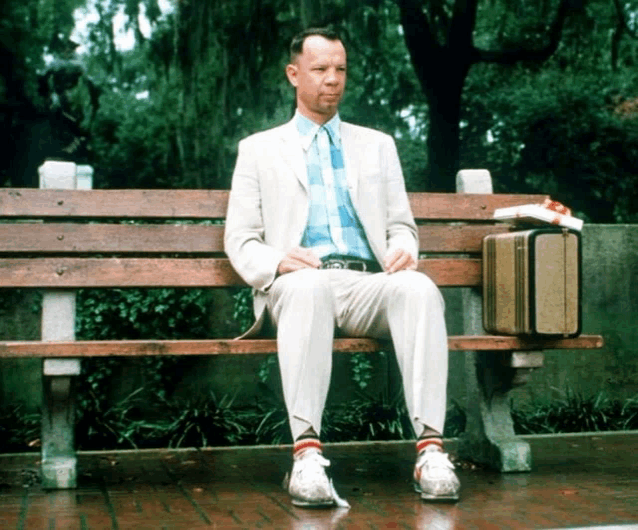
[483,228,581,337]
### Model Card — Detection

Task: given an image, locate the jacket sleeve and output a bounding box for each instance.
[224,138,286,292]
[381,135,419,262]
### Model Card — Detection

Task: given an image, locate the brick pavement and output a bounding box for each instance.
[0,432,637,529]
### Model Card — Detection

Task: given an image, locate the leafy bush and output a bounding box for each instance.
[232,288,254,334]
[0,404,39,453]
[4,389,638,453]
[75,389,259,450]
[512,391,638,435]
[76,288,216,341]
[461,66,638,223]
[322,395,413,442]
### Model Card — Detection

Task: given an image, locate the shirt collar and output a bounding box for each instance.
[294,110,342,152]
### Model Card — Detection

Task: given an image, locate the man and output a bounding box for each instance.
[224,27,460,506]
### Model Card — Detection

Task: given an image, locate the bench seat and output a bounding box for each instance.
[0,335,604,357]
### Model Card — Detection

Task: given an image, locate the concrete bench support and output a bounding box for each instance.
[38,161,90,488]
[455,170,537,472]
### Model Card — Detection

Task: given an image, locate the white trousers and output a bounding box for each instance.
[266,268,448,440]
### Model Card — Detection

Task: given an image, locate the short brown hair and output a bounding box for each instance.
[289,27,344,62]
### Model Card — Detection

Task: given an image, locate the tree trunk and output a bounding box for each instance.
[396,0,475,192]
[408,49,471,192]
[425,81,464,192]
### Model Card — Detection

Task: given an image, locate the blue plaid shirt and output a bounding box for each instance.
[295,112,375,262]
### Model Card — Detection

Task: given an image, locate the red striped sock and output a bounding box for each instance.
[416,437,443,455]
[293,437,323,458]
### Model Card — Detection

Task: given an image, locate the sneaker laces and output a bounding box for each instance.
[416,450,456,477]
[295,448,330,466]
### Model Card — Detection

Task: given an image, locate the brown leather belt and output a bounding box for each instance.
[320,255,382,273]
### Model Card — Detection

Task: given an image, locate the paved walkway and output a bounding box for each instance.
[0,432,637,529]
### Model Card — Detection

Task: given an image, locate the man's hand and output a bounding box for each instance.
[276,247,322,276]
[384,249,417,274]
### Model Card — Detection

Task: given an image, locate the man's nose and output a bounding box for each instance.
[325,68,339,84]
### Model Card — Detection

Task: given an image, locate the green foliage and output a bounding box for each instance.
[350,352,375,390]
[76,288,215,340]
[461,64,638,222]
[0,290,39,316]
[4,385,638,453]
[6,0,638,210]
[0,404,40,453]
[232,288,254,335]
[167,393,255,447]
[322,394,413,442]
[74,287,218,432]
[75,388,258,450]
[512,390,638,434]
[0,0,85,104]
[257,356,279,385]
[87,88,179,189]
[255,397,292,445]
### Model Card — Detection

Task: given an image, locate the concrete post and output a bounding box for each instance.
[455,169,532,472]
[75,165,94,190]
[38,160,86,489]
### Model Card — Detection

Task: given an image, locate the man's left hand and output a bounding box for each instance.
[383,249,417,274]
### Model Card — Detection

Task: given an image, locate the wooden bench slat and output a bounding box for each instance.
[0,189,548,220]
[0,224,226,253]
[0,258,481,287]
[0,335,604,358]
[0,224,510,254]
[417,224,510,253]
[409,193,549,219]
[0,258,243,287]
[0,189,230,218]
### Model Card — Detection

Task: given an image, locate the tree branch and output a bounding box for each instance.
[395,0,441,54]
[612,0,638,39]
[473,0,571,65]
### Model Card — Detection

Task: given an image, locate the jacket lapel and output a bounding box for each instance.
[341,122,360,205]
[278,119,308,192]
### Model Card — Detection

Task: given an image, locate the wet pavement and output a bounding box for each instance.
[0,432,637,529]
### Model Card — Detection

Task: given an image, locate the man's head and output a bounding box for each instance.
[286,28,346,125]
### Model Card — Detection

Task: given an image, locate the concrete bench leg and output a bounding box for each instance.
[42,360,80,489]
[41,292,79,489]
[454,169,537,472]
[458,350,542,472]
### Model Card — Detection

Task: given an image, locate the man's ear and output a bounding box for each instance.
[285,64,298,88]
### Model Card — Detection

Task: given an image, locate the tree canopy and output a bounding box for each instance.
[2,0,638,221]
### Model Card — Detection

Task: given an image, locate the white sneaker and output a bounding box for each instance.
[283,448,349,508]
[414,448,461,502]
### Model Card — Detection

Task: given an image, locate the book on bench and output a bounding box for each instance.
[493,203,583,231]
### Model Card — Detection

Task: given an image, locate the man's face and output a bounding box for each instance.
[286,35,346,124]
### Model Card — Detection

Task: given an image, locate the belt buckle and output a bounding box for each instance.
[324,259,345,270]
[321,257,369,271]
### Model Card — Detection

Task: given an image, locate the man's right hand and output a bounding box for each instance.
[276,247,322,276]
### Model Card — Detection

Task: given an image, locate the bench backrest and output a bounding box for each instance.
[0,189,548,288]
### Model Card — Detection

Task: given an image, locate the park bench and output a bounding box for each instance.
[0,166,603,489]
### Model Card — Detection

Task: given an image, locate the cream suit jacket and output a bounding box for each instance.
[224,117,418,335]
